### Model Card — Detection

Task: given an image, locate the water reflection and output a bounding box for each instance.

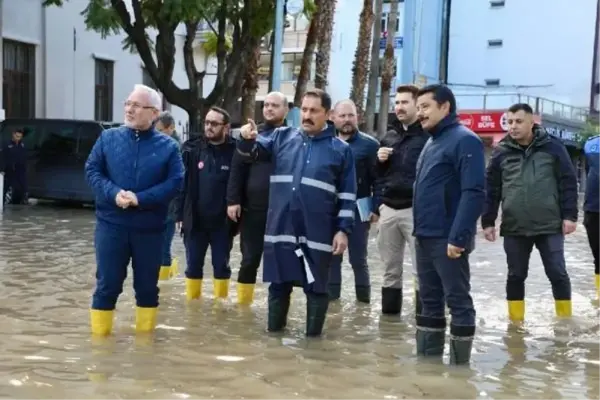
[0,204,597,399]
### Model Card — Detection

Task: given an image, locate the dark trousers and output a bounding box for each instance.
[329,221,370,287]
[237,209,267,284]
[161,221,176,266]
[415,237,475,338]
[503,234,571,301]
[184,226,232,280]
[584,212,599,275]
[92,221,163,310]
[3,171,27,204]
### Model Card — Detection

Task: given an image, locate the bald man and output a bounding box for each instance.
[226,91,288,305]
[329,100,379,303]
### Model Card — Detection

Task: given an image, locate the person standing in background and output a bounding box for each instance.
[1,128,28,205]
[328,99,379,304]
[155,111,183,281]
[226,92,288,306]
[583,134,599,295]
[85,84,184,336]
[374,85,429,316]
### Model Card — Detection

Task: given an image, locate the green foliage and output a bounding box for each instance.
[202,31,232,57]
[303,0,317,18]
[579,121,600,145]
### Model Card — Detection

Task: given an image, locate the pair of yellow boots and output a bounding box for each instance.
[185,278,255,305]
[507,299,572,321]
[90,307,157,336]
[158,258,179,281]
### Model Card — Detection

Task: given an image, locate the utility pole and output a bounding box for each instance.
[271,0,286,91]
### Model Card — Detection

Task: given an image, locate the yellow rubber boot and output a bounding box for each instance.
[214,279,229,299]
[135,307,158,332]
[158,266,171,281]
[186,278,202,301]
[507,300,525,322]
[170,258,179,278]
[90,309,114,336]
[237,283,255,305]
[555,300,572,318]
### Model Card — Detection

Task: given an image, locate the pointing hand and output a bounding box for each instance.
[240,119,258,140]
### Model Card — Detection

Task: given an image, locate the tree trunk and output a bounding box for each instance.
[349,0,374,125]
[241,44,262,123]
[314,0,337,90]
[294,0,322,106]
[187,107,200,136]
[363,0,383,133]
[377,0,398,137]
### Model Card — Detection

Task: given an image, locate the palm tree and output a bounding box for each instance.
[350,0,375,124]
[363,0,383,132]
[294,0,321,106]
[377,0,398,137]
[314,0,337,89]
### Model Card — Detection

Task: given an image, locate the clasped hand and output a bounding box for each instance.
[115,190,138,209]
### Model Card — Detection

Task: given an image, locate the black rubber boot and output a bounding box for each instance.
[449,337,473,365]
[415,289,423,315]
[306,293,329,337]
[416,328,445,357]
[328,283,341,301]
[381,287,402,315]
[355,285,371,303]
[267,292,290,332]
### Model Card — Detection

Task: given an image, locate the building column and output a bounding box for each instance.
[401,0,416,84]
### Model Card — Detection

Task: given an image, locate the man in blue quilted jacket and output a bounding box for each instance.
[85,84,184,336]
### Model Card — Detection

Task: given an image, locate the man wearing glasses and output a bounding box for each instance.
[177,107,237,302]
[85,84,184,336]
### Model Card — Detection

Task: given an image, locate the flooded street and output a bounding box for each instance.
[0,204,598,399]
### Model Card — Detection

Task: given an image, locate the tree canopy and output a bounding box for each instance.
[43,0,276,129]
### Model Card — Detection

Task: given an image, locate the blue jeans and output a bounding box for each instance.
[503,233,571,301]
[329,221,371,287]
[162,221,176,266]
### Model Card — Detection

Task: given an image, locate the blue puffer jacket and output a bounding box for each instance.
[85,125,184,230]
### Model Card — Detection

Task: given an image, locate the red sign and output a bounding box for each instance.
[459,111,508,133]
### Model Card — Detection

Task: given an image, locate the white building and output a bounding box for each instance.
[0,0,189,130]
[448,0,598,113]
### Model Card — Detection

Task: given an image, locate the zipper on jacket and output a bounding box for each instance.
[134,131,140,186]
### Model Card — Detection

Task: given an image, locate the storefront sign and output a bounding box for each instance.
[459,112,509,133]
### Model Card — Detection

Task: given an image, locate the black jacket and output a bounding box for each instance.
[374,120,429,212]
[226,122,283,211]
[177,135,237,232]
[339,130,379,209]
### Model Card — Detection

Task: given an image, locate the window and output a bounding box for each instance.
[38,122,78,160]
[94,59,114,121]
[77,123,103,157]
[490,0,506,8]
[487,39,503,48]
[3,40,36,118]
[257,53,306,82]
[485,79,501,87]
[381,12,400,33]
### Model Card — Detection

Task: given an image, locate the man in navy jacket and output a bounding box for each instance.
[412,84,485,365]
[85,84,184,336]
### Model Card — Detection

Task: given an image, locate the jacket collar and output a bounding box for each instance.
[389,119,423,135]
[428,113,459,137]
[301,121,336,140]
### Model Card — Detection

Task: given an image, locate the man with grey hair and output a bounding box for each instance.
[155,110,183,281]
[85,84,184,337]
[226,91,288,305]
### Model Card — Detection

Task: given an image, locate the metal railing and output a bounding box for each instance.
[453,92,590,122]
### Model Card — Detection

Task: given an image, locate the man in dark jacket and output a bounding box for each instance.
[374,84,429,315]
[482,103,578,321]
[85,84,184,336]
[178,106,237,302]
[413,84,485,365]
[328,99,379,304]
[238,89,356,337]
[583,134,599,295]
[1,128,28,205]
[155,111,182,281]
[226,92,288,306]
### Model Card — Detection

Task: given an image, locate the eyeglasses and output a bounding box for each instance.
[124,101,156,110]
[204,120,226,127]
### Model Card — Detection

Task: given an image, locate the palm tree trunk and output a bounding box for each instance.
[314,0,337,90]
[363,0,383,133]
[349,0,374,125]
[241,43,262,123]
[294,0,322,106]
[377,0,398,137]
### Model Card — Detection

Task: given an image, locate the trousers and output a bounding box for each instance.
[329,220,370,287]
[184,226,232,280]
[237,209,267,284]
[162,221,176,266]
[584,212,599,276]
[92,220,164,310]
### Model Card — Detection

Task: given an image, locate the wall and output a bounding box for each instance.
[447,0,597,109]
[2,0,189,129]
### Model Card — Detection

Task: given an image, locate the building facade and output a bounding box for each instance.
[0,0,189,130]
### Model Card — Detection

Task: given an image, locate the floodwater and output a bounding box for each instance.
[0,204,598,399]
